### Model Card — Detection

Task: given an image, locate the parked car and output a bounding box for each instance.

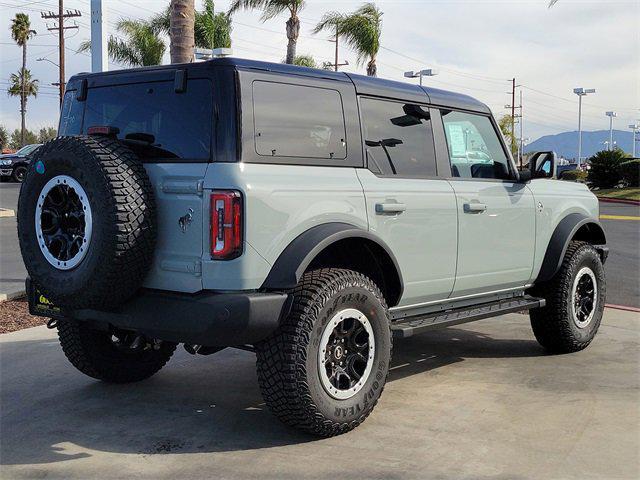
[0,143,42,182]
[17,59,608,437]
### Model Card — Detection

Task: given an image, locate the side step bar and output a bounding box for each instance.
[391,296,545,339]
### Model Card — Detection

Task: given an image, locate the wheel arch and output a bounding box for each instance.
[261,222,404,307]
[535,213,607,283]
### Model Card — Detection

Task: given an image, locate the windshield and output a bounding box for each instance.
[16,144,41,156]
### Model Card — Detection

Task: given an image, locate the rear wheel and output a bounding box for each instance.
[58,320,176,383]
[256,268,392,437]
[530,241,606,353]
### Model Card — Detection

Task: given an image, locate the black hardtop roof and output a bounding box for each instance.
[70,57,490,114]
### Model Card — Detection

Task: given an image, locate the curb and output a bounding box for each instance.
[598,197,640,206]
[0,290,26,303]
[605,303,640,313]
[0,208,15,218]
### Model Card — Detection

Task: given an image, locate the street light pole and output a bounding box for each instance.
[606,111,617,151]
[573,87,595,167]
[629,123,639,158]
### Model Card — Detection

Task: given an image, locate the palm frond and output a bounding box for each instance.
[7,69,38,98]
[10,13,35,46]
[312,11,344,35]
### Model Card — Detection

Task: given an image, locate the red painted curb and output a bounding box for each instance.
[606,303,640,313]
[598,197,640,206]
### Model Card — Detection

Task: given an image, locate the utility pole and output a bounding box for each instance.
[511,78,516,156]
[518,89,524,168]
[327,27,348,71]
[42,2,81,106]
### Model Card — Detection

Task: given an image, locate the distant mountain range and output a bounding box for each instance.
[525,130,637,160]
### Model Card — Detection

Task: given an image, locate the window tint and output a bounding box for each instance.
[58,90,83,135]
[441,110,511,180]
[82,79,213,160]
[253,81,346,159]
[360,98,436,177]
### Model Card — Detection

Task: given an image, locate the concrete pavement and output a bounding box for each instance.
[1,309,638,479]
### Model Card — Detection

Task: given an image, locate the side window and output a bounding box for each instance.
[253,81,347,159]
[360,97,436,177]
[440,110,512,180]
[58,90,83,135]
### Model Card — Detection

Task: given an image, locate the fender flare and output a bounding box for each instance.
[536,213,607,283]
[261,222,403,294]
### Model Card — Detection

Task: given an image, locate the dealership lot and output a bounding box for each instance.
[1,309,638,479]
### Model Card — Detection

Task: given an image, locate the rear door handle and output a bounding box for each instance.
[463,202,487,213]
[375,203,406,214]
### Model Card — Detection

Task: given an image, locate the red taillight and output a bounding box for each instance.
[210,190,243,260]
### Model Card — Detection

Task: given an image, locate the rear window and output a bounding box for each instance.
[79,79,213,160]
[252,81,347,160]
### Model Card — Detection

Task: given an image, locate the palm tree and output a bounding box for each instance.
[170,0,195,63]
[314,3,383,77]
[548,0,560,6]
[286,54,316,68]
[228,0,306,64]
[7,69,38,148]
[150,1,232,49]
[10,13,36,145]
[79,19,166,67]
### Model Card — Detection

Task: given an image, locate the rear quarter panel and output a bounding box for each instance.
[527,179,600,281]
[201,162,368,290]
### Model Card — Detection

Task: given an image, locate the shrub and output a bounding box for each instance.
[587,149,628,189]
[619,159,640,187]
[560,169,588,182]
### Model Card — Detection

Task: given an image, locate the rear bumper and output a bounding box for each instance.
[27,278,290,347]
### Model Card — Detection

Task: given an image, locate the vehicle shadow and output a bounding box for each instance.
[0,325,545,466]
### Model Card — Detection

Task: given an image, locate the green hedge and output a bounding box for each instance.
[619,160,640,187]
[587,150,628,189]
[560,169,588,182]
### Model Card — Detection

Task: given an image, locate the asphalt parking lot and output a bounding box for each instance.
[1,309,638,479]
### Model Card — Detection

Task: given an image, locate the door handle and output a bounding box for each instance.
[463,202,487,213]
[375,202,406,214]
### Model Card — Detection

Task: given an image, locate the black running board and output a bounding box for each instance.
[391,296,545,338]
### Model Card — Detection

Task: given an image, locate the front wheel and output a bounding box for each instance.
[530,241,606,353]
[256,268,392,437]
[12,165,27,182]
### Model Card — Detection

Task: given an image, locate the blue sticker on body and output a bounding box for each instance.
[35,160,45,174]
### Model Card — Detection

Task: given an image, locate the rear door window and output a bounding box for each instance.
[82,79,213,161]
[252,81,347,160]
[360,97,436,177]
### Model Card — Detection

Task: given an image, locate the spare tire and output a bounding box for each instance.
[17,136,156,310]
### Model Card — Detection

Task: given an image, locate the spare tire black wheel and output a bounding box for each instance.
[17,136,156,310]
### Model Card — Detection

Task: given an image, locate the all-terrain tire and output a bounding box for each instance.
[17,136,156,310]
[256,268,392,437]
[529,241,606,353]
[58,320,176,383]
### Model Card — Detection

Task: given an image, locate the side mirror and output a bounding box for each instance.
[529,151,557,179]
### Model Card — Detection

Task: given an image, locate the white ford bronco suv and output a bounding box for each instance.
[18,58,608,437]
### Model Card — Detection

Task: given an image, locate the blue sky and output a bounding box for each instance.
[1,0,638,143]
